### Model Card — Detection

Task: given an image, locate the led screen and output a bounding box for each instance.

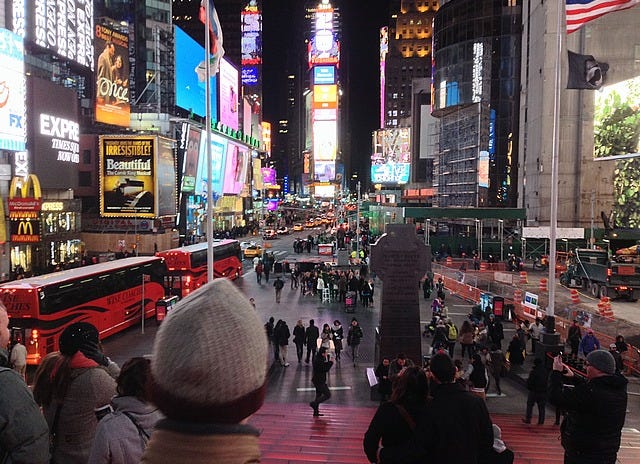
[219,58,239,130]
[95,24,130,127]
[195,133,227,199]
[371,163,410,185]
[175,26,218,118]
[223,143,249,194]
[313,120,337,161]
[242,66,259,86]
[0,28,27,151]
[261,167,276,186]
[314,184,335,198]
[156,137,176,217]
[314,161,335,182]
[179,124,201,193]
[313,84,337,109]
[370,128,411,185]
[313,66,335,85]
[241,10,262,65]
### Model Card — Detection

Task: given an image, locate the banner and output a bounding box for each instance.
[0,28,27,151]
[100,136,156,217]
[156,137,177,217]
[181,125,201,192]
[95,24,130,127]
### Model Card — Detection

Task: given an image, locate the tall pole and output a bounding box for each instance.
[356,181,361,259]
[590,190,595,249]
[205,0,214,283]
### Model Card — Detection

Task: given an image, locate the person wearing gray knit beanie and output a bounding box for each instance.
[141,279,268,464]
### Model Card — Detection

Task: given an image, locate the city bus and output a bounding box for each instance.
[156,239,242,298]
[0,257,166,365]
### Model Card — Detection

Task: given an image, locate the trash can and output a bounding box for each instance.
[156,296,179,322]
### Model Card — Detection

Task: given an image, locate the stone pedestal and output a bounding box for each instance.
[370,224,431,365]
[337,249,350,266]
[536,316,564,368]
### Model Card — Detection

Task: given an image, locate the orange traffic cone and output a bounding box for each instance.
[570,288,580,304]
[539,278,548,292]
[519,271,528,284]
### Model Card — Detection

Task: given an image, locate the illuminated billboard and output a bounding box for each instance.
[100,136,157,218]
[380,26,388,128]
[313,84,337,109]
[370,128,411,185]
[14,0,94,70]
[156,137,177,217]
[219,58,239,130]
[261,167,276,186]
[314,161,335,182]
[314,66,336,85]
[594,75,640,227]
[313,120,337,161]
[179,124,201,193]
[242,67,259,86]
[478,151,489,188]
[314,184,335,198]
[175,26,218,119]
[241,7,262,65]
[308,7,339,67]
[223,143,249,194]
[253,157,263,190]
[28,78,79,190]
[0,28,27,151]
[95,24,130,127]
[195,133,227,199]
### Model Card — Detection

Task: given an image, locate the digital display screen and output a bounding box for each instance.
[0,28,27,151]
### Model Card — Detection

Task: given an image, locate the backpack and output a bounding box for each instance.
[448,323,458,341]
[256,263,263,273]
[275,279,284,290]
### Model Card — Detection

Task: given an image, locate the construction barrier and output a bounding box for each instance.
[597,296,614,319]
[446,256,453,266]
[569,288,580,304]
[479,261,488,271]
[539,278,548,292]
[519,271,528,284]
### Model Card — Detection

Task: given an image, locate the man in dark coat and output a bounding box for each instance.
[487,314,504,349]
[523,358,548,424]
[379,352,493,463]
[549,350,627,464]
[304,319,320,364]
[310,347,333,417]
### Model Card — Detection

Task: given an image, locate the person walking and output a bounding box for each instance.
[264,316,278,362]
[549,350,627,464]
[458,320,475,359]
[523,358,548,425]
[255,260,264,284]
[347,318,364,367]
[487,344,506,396]
[273,276,284,304]
[9,338,27,381]
[309,347,333,417]
[465,353,489,399]
[293,320,306,363]
[304,319,320,364]
[331,320,344,362]
[88,357,163,464]
[274,319,291,367]
[0,303,50,464]
[579,329,601,357]
[373,357,392,403]
[566,319,582,360]
[528,318,544,354]
[320,323,332,352]
[445,318,458,358]
[506,334,525,366]
[487,314,504,350]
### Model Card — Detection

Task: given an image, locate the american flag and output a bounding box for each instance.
[566,0,640,34]
[198,0,225,74]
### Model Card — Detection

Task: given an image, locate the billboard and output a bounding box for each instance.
[370,128,411,185]
[219,58,239,130]
[195,133,227,198]
[242,66,259,86]
[380,26,388,128]
[156,137,176,217]
[313,120,337,161]
[478,151,489,188]
[175,26,218,118]
[100,136,157,218]
[594,75,640,227]
[313,66,336,85]
[261,167,276,186]
[28,78,79,190]
[314,184,335,198]
[241,8,262,65]
[223,143,249,194]
[309,7,339,67]
[14,0,94,70]
[314,161,335,182]
[95,24,130,127]
[253,157,263,190]
[179,124,201,193]
[313,84,337,109]
[0,28,26,151]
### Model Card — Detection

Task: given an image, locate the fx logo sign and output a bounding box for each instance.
[9,114,23,128]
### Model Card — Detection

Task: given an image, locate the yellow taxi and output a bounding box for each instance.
[293,223,304,231]
[243,244,263,259]
[305,219,315,228]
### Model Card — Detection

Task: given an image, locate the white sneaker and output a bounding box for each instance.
[284,363,290,367]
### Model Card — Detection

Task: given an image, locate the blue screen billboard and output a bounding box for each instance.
[242,66,259,86]
[371,163,410,185]
[313,66,335,85]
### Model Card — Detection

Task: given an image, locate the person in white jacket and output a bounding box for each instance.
[88,357,163,464]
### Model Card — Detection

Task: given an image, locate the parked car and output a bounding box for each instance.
[277,226,290,235]
[244,244,263,259]
[240,240,257,251]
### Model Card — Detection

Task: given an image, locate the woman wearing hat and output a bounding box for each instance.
[32,322,119,464]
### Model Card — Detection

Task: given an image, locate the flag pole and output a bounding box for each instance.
[546,1,564,328]
[205,0,214,283]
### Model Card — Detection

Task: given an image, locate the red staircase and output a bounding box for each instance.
[251,403,640,464]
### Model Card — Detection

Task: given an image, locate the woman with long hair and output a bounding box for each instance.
[363,367,430,463]
[32,322,119,464]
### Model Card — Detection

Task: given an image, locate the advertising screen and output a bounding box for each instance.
[156,137,176,217]
[252,157,263,190]
[223,143,248,194]
[100,136,156,218]
[241,9,261,65]
[370,128,411,185]
[0,28,26,151]
[195,133,227,198]
[313,84,337,109]
[314,161,335,182]
[308,34,340,67]
[28,78,79,190]
[175,26,218,118]
[242,66,259,86]
[219,58,239,130]
[179,124,201,193]
[478,151,489,188]
[16,0,94,70]
[261,167,276,186]
[95,24,130,127]
[313,66,335,85]
[594,75,640,227]
[313,120,337,161]
[314,184,335,198]
[371,163,410,185]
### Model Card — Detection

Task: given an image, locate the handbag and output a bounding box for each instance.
[501,359,511,377]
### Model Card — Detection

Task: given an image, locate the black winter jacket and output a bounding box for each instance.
[526,363,548,394]
[548,371,627,458]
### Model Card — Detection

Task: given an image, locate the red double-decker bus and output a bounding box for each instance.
[156,239,242,298]
[0,257,166,365]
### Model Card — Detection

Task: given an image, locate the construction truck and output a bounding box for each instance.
[559,248,640,301]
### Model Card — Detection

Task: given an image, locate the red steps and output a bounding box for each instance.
[251,402,640,464]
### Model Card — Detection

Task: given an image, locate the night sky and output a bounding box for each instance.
[262,0,391,181]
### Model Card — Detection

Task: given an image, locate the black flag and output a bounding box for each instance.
[567,50,609,90]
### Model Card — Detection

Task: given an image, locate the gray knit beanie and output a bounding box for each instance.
[586,349,616,375]
[150,279,268,423]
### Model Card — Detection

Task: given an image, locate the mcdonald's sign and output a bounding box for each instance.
[8,175,42,219]
[10,219,40,243]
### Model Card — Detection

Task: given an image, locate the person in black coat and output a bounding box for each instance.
[523,358,548,424]
[506,335,525,366]
[310,347,333,416]
[374,358,392,402]
[549,350,628,464]
[487,314,504,350]
[304,319,320,363]
[274,319,291,367]
[292,320,306,363]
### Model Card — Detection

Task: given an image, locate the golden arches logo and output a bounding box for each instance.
[9,175,42,199]
[16,221,33,236]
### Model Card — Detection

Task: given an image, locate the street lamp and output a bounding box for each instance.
[356,181,361,259]
[426,218,431,246]
[498,219,504,262]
